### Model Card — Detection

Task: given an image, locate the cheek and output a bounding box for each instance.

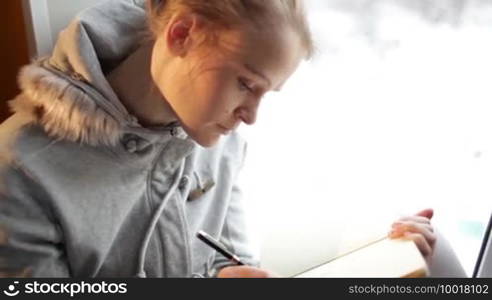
[194,76,237,120]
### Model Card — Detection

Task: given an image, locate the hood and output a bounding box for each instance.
[10,0,154,146]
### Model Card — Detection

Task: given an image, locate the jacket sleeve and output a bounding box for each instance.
[0,163,70,277]
[209,142,260,276]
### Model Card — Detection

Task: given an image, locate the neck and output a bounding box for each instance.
[107,42,177,127]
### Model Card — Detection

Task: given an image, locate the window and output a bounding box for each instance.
[240,0,492,277]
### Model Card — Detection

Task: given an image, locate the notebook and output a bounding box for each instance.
[292,212,492,278]
[293,236,429,278]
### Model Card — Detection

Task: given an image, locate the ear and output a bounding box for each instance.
[165,14,204,57]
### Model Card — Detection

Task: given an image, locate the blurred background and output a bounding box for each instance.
[239,0,492,276]
[2,0,491,277]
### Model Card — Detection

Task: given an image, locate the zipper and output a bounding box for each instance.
[40,63,133,125]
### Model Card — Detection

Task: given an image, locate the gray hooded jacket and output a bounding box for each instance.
[0,0,258,277]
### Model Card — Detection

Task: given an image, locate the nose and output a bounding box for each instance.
[235,99,260,126]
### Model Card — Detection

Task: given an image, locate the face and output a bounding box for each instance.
[151,17,305,147]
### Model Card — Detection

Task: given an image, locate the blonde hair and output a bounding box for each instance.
[146,0,314,59]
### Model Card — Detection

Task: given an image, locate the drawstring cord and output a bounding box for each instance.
[135,160,185,278]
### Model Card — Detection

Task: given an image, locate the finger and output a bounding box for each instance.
[392,220,434,233]
[392,221,436,241]
[395,216,431,225]
[415,208,434,220]
[390,222,436,245]
[402,232,433,258]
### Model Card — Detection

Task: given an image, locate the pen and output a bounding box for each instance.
[196,230,245,265]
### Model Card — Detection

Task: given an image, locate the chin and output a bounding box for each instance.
[180,125,220,148]
[192,134,221,148]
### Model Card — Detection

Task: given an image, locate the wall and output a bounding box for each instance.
[0,0,30,122]
[0,0,110,123]
[47,0,106,44]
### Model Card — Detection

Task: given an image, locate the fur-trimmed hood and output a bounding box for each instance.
[10,64,125,147]
[9,0,150,146]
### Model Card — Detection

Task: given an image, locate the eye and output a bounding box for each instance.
[237,77,254,93]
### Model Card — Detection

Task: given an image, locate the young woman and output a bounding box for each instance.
[0,0,435,277]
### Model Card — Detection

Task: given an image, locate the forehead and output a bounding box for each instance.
[217,26,305,87]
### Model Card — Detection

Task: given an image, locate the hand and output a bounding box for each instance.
[217,266,276,278]
[388,208,437,262]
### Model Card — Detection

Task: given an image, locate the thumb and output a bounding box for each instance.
[416,208,434,220]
